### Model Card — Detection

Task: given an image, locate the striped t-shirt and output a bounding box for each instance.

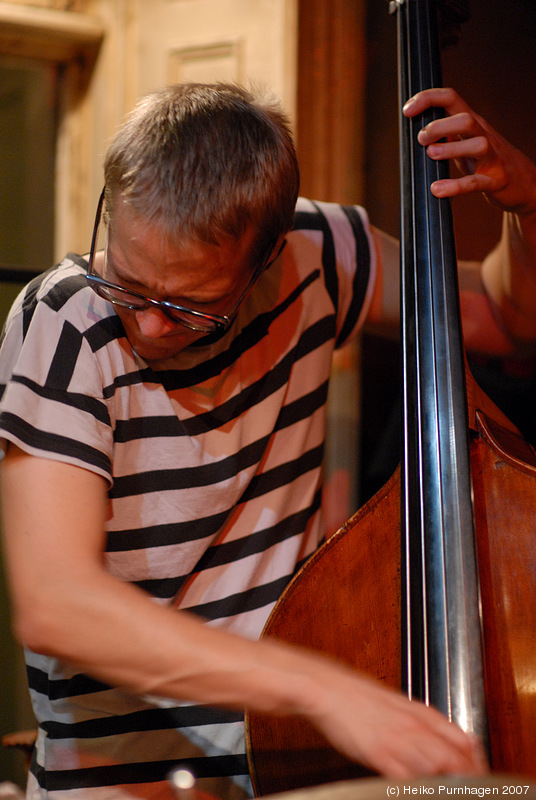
[0,199,375,800]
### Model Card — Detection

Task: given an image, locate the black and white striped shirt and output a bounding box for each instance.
[0,199,375,800]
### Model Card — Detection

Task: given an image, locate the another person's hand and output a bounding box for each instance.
[403,87,536,216]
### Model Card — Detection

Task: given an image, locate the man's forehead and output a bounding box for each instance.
[107,192,260,257]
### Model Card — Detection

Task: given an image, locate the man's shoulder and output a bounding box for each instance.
[293,198,370,236]
[293,197,343,227]
[19,253,88,310]
[1,253,92,351]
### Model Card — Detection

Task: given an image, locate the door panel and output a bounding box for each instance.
[132,0,297,120]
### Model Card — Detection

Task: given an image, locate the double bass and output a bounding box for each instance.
[246,0,536,792]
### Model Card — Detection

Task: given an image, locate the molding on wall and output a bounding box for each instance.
[0,1,103,61]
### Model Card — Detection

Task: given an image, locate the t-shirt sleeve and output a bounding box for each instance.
[293,198,377,348]
[0,276,114,484]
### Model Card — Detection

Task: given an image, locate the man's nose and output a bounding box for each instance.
[134,307,178,337]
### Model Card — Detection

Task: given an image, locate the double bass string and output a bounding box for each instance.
[395,0,488,744]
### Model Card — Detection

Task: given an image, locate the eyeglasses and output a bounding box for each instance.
[86,188,281,333]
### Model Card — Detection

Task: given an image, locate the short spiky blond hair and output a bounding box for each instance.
[104,83,299,261]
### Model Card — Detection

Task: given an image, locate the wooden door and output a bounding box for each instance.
[122,0,297,121]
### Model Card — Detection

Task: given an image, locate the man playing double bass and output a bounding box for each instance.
[0,83,535,799]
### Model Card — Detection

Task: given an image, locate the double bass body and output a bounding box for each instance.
[246,397,536,792]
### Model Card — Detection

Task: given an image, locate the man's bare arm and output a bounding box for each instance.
[1,444,486,779]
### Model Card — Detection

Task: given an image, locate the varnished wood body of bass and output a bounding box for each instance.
[246,380,536,794]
